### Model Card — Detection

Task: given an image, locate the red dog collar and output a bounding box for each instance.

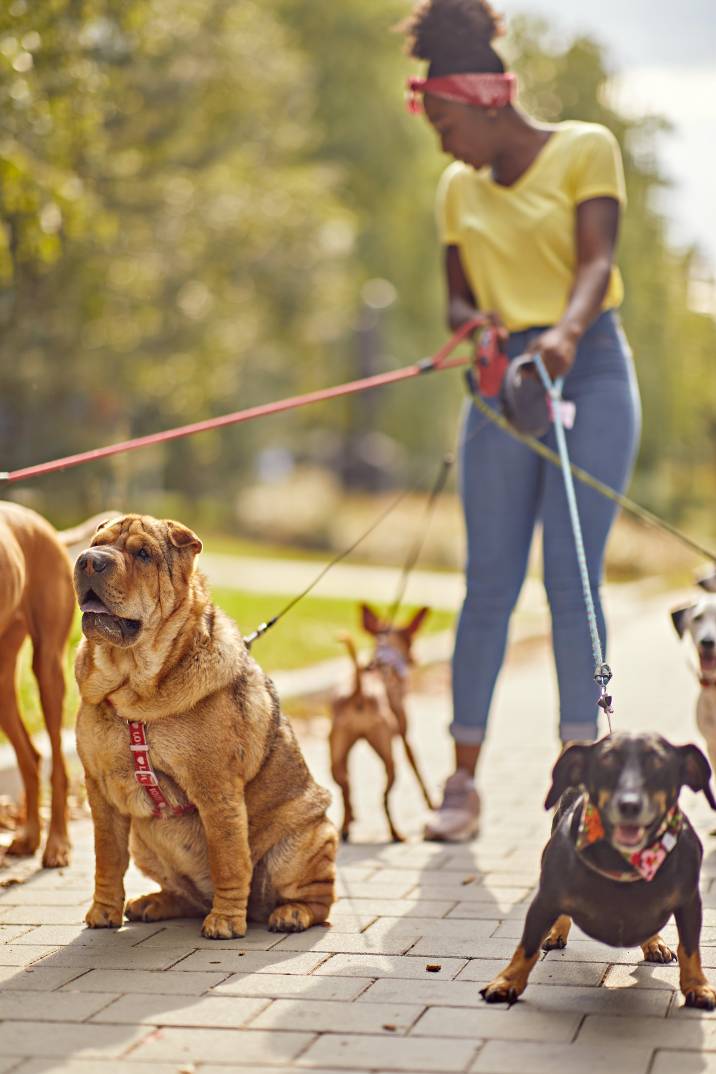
[127,721,197,820]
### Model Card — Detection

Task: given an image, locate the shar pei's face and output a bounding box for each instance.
[73,514,202,648]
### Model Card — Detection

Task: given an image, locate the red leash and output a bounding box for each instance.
[1,318,488,485]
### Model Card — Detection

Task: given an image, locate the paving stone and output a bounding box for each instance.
[59,968,229,994]
[406,885,531,905]
[358,977,484,1007]
[0,946,60,967]
[470,1040,654,1074]
[272,930,418,955]
[0,965,87,991]
[128,1025,314,1064]
[0,906,87,925]
[32,947,187,971]
[361,918,499,939]
[0,891,86,907]
[333,883,422,900]
[456,958,608,987]
[603,963,681,990]
[296,1033,478,1071]
[445,902,527,920]
[252,998,424,1035]
[313,954,468,980]
[13,1062,193,1074]
[212,972,369,1000]
[0,1019,150,1058]
[0,1059,41,1074]
[0,989,119,1021]
[11,924,161,947]
[405,937,534,960]
[173,949,331,977]
[138,923,285,950]
[577,1013,716,1047]
[91,992,269,1026]
[507,982,671,1016]
[331,899,456,919]
[411,1005,581,1043]
[0,925,33,943]
[652,1052,716,1073]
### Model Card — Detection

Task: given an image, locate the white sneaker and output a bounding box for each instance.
[424,770,481,842]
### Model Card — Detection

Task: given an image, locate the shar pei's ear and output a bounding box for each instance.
[166,521,202,557]
[544,742,594,810]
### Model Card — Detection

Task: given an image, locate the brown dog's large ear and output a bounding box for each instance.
[402,606,430,637]
[544,742,592,810]
[679,744,716,811]
[670,605,693,638]
[167,522,202,557]
[361,604,383,635]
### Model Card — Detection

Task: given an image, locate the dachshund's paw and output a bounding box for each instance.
[85,901,124,928]
[684,985,716,1010]
[201,911,247,939]
[42,833,71,869]
[480,977,520,1005]
[642,936,676,963]
[268,903,314,933]
[542,933,567,952]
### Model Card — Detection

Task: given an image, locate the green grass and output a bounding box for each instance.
[12,591,455,741]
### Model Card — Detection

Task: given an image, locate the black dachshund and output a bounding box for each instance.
[481,733,716,1010]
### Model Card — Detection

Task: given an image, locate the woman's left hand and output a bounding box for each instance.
[529,323,580,381]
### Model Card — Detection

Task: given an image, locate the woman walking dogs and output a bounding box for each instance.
[402,0,641,840]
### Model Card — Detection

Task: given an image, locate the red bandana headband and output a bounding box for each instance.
[406,72,517,114]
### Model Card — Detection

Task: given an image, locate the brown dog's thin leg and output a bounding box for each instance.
[329,727,356,841]
[365,725,403,842]
[85,776,130,928]
[32,642,70,868]
[482,892,559,1003]
[0,617,42,858]
[268,819,337,933]
[641,933,675,963]
[675,894,716,1009]
[542,914,572,951]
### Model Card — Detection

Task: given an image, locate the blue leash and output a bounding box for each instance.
[532,354,614,732]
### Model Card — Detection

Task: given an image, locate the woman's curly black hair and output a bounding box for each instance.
[401,0,506,76]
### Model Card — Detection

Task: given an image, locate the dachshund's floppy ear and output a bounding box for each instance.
[670,605,693,638]
[544,742,593,810]
[679,744,716,811]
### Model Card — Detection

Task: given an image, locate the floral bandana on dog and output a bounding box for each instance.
[575,798,684,883]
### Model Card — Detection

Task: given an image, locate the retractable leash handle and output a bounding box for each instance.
[531,353,615,732]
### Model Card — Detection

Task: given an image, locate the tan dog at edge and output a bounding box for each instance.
[0,501,110,867]
[73,514,337,938]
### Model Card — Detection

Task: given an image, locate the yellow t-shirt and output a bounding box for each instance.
[435,120,626,332]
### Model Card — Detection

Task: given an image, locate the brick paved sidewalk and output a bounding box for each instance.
[0,587,714,1073]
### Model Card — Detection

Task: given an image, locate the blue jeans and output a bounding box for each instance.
[451,310,641,744]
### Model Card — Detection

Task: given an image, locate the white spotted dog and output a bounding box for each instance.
[672,587,716,779]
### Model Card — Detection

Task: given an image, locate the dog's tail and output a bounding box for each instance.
[58,511,122,557]
[338,633,365,698]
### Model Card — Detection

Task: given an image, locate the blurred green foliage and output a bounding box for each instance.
[0,2,713,531]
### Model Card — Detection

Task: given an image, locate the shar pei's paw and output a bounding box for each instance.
[267,903,314,933]
[201,910,247,940]
[85,901,124,929]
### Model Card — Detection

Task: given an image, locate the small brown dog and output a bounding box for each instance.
[0,501,103,867]
[74,514,337,938]
[329,604,432,841]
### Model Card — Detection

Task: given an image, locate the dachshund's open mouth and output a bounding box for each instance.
[79,589,141,646]
[612,824,646,850]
